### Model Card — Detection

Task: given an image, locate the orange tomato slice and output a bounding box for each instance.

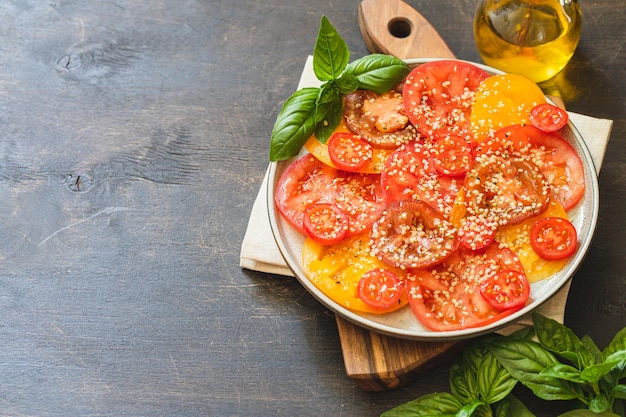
[471,73,546,142]
[302,234,407,314]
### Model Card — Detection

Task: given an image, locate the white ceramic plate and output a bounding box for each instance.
[267,59,599,341]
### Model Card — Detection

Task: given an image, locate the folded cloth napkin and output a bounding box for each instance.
[240,56,613,330]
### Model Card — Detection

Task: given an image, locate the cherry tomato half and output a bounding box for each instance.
[302,203,349,245]
[530,216,578,260]
[480,269,530,311]
[327,132,373,172]
[431,134,474,177]
[357,268,404,310]
[529,103,569,132]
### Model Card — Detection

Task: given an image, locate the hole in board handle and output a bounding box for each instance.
[388,17,412,39]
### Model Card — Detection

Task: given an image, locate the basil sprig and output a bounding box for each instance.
[269,16,409,162]
[382,313,626,417]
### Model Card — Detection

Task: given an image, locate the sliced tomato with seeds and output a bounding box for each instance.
[405,243,526,331]
[480,269,530,311]
[274,154,386,238]
[275,154,335,233]
[530,216,578,260]
[529,103,569,132]
[344,90,416,149]
[380,140,462,216]
[357,268,404,310]
[327,132,373,172]
[403,60,490,140]
[464,155,551,226]
[370,200,458,270]
[493,124,585,211]
[302,203,349,245]
[458,214,497,251]
[431,134,474,177]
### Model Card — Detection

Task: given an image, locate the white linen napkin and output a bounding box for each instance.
[240,56,613,329]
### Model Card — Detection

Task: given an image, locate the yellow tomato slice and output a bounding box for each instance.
[304,120,393,174]
[302,234,407,314]
[471,73,546,142]
[496,198,570,283]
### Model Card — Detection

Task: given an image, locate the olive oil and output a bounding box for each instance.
[474,0,581,83]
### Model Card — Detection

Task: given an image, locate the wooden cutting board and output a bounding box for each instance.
[335,0,465,392]
[338,0,567,392]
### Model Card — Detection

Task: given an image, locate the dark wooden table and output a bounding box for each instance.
[0,1,623,416]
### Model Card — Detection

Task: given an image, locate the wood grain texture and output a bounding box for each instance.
[337,317,466,391]
[0,0,622,416]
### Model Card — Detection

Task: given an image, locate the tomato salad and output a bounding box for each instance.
[274,60,585,332]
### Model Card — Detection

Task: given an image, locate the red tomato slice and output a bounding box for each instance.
[327,132,373,172]
[380,141,462,216]
[405,243,526,331]
[493,124,585,211]
[431,134,474,177]
[458,214,497,251]
[357,268,404,310]
[302,203,349,245]
[464,155,551,226]
[370,200,458,270]
[480,270,530,311]
[274,154,386,237]
[530,216,578,260]
[529,103,569,132]
[275,154,334,233]
[402,60,490,140]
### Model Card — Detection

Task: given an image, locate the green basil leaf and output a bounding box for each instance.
[269,87,319,161]
[589,393,611,413]
[314,83,342,143]
[450,356,476,402]
[456,401,487,417]
[380,392,462,417]
[540,363,587,384]
[313,16,349,81]
[603,326,626,360]
[336,74,359,94]
[581,350,626,383]
[612,384,626,399]
[477,352,517,404]
[533,313,593,368]
[343,54,409,94]
[493,394,536,417]
[581,334,604,365]
[487,338,578,400]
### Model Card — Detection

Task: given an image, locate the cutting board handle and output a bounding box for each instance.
[358,0,455,60]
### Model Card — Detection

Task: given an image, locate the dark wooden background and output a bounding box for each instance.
[0,1,623,416]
